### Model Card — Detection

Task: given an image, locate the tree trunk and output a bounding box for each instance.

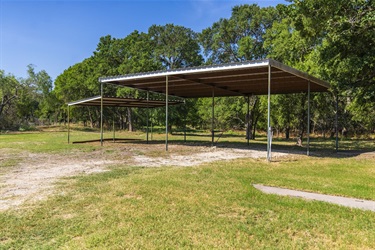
[127,107,133,132]
[252,113,259,140]
[297,93,308,143]
[87,107,94,128]
[54,110,59,125]
[119,116,123,130]
[245,112,251,139]
[121,115,125,130]
[246,96,258,140]
[0,104,4,122]
[0,94,18,123]
[285,127,290,140]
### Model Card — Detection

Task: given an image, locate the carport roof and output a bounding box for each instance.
[67,96,183,108]
[99,59,330,98]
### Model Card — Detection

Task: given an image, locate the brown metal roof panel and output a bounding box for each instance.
[99,59,330,98]
[67,96,183,108]
[99,59,270,83]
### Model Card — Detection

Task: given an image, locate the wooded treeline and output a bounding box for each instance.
[1,0,374,138]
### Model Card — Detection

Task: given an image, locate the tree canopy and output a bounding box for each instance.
[1,1,374,137]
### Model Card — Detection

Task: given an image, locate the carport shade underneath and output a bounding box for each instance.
[67,96,183,144]
[69,59,331,161]
[99,59,330,98]
[98,59,332,161]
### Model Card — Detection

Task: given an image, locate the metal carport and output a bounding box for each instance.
[99,59,331,161]
[67,95,183,145]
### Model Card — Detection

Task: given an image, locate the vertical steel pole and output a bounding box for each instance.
[247,96,250,146]
[166,75,169,151]
[335,94,339,152]
[67,105,70,144]
[100,83,103,146]
[113,114,115,143]
[267,64,271,162]
[146,91,149,144]
[184,99,187,143]
[212,87,215,146]
[151,117,153,141]
[307,81,311,156]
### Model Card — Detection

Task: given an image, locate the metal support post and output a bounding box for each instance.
[146,91,149,144]
[184,99,187,143]
[307,81,311,156]
[113,114,115,143]
[211,87,215,147]
[166,75,169,151]
[100,83,104,146]
[151,119,153,141]
[267,64,271,162]
[67,105,70,144]
[247,96,250,146]
[335,94,339,152]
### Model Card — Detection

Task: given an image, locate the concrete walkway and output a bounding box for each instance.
[253,184,375,212]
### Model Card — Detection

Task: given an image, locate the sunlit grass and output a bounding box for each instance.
[0,127,374,248]
[1,158,374,249]
[2,125,373,154]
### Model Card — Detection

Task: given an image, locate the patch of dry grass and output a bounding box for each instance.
[1,155,375,249]
[0,129,374,248]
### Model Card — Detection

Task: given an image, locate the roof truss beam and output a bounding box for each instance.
[172,75,245,96]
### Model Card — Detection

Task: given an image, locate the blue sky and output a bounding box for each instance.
[0,0,287,81]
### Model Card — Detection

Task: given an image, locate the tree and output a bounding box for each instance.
[147,24,204,131]
[289,0,374,94]
[1,65,55,129]
[54,57,101,127]
[149,24,203,69]
[284,0,375,134]
[263,4,333,139]
[55,31,164,130]
[200,4,279,63]
[199,4,279,137]
[94,31,162,131]
[23,65,54,123]
[0,71,21,129]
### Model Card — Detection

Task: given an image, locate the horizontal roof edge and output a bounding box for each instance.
[67,96,184,107]
[269,59,330,88]
[96,59,330,97]
[99,59,270,83]
[68,95,101,106]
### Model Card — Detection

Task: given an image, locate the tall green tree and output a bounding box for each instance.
[289,0,374,94]
[24,65,55,123]
[147,24,203,130]
[94,31,162,131]
[263,8,320,139]
[1,66,54,129]
[199,4,279,136]
[0,70,21,129]
[200,4,279,63]
[287,0,375,133]
[55,31,163,130]
[149,24,203,69]
[15,65,54,125]
[54,57,101,127]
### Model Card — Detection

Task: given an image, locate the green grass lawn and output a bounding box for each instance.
[0,128,374,249]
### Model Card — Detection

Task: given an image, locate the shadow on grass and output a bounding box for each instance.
[72,134,374,159]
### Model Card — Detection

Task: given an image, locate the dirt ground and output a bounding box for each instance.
[2,141,373,212]
[0,142,291,211]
